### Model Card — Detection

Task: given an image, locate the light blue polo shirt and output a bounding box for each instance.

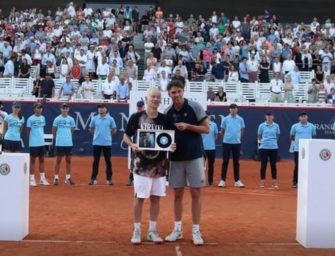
[290,122,316,152]
[221,114,245,144]
[202,121,218,150]
[258,121,280,149]
[27,114,46,147]
[53,114,75,146]
[4,114,25,141]
[89,114,116,146]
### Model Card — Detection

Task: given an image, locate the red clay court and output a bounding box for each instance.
[0,157,334,256]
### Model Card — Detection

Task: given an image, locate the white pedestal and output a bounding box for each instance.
[0,153,30,241]
[296,139,335,248]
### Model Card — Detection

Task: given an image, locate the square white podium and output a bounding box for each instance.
[296,139,335,248]
[0,153,30,241]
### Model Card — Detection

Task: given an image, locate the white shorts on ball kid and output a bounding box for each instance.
[134,174,166,199]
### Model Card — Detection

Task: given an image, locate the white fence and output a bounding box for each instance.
[0,77,311,102]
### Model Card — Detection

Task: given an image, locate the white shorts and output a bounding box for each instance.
[134,174,166,199]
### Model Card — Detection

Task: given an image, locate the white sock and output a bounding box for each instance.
[174,221,182,231]
[40,173,45,180]
[134,222,141,232]
[66,174,71,180]
[30,175,35,181]
[192,224,200,233]
[54,175,59,179]
[149,220,157,231]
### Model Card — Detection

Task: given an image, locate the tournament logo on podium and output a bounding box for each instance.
[0,163,10,175]
[319,148,331,161]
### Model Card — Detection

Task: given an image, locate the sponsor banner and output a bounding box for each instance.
[1,101,334,159]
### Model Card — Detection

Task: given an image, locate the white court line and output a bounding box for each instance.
[22,240,219,246]
[20,240,300,247]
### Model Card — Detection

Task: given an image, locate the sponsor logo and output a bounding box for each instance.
[319,149,331,161]
[0,163,11,176]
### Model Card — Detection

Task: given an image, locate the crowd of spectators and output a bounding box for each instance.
[1,2,335,103]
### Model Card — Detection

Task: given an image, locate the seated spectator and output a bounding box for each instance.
[317,82,327,103]
[116,75,129,101]
[79,75,95,99]
[207,86,216,101]
[146,52,158,68]
[18,58,30,78]
[307,79,318,103]
[327,87,335,104]
[59,75,76,100]
[227,65,239,82]
[39,73,55,98]
[215,86,227,102]
[283,75,294,103]
[270,72,283,102]
[158,60,172,78]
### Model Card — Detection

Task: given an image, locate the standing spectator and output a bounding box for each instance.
[317,82,327,103]
[307,78,318,103]
[32,75,41,98]
[96,57,110,80]
[26,103,50,187]
[3,53,16,77]
[19,58,31,78]
[116,75,129,101]
[323,75,334,94]
[257,111,280,189]
[58,75,75,100]
[272,57,282,75]
[39,73,55,98]
[327,88,335,104]
[227,65,239,82]
[60,57,71,79]
[3,102,24,152]
[259,56,270,83]
[80,75,95,99]
[288,66,301,89]
[239,57,249,82]
[247,54,259,83]
[124,88,174,244]
[52,103,76,186]
[282,55,296,74]
[102,72,119,99]
[320,47,333,74]
[202,111,218,186]
[164,80,209,245]
[88,104,117,185]
[290,112,316,188]
[0,52,5,77]
[218,103,245,188]
[283,75,295,103]
[270,73,283,102]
